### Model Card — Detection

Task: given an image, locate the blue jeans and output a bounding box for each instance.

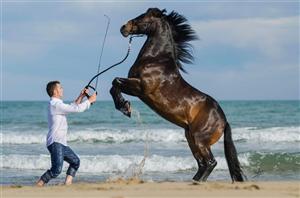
[40,142,80,183]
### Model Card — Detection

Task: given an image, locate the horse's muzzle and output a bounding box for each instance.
[120,25,129,37]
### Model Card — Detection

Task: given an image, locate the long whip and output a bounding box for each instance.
[94,15,110,91]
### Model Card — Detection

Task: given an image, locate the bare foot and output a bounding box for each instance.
[65,175,73,186]
[36,180,45,187]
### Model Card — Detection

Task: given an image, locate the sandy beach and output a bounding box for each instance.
[2,180,300,198]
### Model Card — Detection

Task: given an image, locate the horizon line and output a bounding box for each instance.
[1,99,299,102]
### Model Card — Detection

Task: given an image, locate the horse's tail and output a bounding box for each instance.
[224,122,246,182]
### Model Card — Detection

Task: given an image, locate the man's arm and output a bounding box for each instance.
[55,100,91,114]
[54,89,97,114]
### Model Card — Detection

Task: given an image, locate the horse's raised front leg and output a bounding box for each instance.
[110,77,142,117]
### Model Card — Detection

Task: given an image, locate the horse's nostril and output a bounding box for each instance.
[120,25,126,33]
[120,25,129,37]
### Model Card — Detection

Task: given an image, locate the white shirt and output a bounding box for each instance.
[46,97,91,147]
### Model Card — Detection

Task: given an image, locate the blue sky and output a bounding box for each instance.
[2,1,299,101]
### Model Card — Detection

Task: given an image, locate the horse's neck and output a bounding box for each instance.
[137,28,175,61]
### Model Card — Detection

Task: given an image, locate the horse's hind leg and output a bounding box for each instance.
[185,130,211,181]
[193,140,217,182]
[198,147,217,181]
[187,129,217,182]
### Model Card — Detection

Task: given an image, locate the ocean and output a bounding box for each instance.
[1,100,299,185]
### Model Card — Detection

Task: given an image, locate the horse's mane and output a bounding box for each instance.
[164,10,198,72]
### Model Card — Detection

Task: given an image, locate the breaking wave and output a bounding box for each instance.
[1,152,299,173]
[1,126,299,144]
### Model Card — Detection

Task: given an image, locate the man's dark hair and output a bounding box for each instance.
[46,81,60,97]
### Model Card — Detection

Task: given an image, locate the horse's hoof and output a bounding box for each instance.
[192,174,201,182]
[192,171,205,182]
[191,180,203,185]
[120,101,131,117]
[124,112,131,117]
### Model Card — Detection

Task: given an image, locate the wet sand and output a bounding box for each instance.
[2,179,300,198]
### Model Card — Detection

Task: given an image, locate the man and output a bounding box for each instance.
[36,81,97,186]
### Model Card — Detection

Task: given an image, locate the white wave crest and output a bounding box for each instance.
[232,126,300,142]
[0,154,251,173]
[0,128,185,144]
[1,126,299,144]
[0,132,45,144]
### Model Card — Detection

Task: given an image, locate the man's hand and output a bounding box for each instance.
[88,92,97,104]
[80,88,89,97]
[75,88,90,104]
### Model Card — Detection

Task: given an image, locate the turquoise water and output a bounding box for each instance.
[1,100,300,185]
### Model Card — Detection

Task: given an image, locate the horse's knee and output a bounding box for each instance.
[207,158,217,168]
[112,78,121,86]
[110,86,116,96]
[110,85,122,99]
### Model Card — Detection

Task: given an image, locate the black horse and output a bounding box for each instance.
[110,8,245,182]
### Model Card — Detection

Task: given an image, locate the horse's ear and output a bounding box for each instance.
[147,8,167,18]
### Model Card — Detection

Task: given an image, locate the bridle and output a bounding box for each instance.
[85,16,145,99]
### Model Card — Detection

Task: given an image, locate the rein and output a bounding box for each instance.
[85,35,144,98]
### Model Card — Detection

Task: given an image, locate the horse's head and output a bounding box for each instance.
[120,8,166,37]
[121,8,198,72]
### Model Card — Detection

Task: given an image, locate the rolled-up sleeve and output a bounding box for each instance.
[55,100,91,114]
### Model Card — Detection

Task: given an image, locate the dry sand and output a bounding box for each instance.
[2,179,300,198]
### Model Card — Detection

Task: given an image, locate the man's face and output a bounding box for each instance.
[54,83,64,98]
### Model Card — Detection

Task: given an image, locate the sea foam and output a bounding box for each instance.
[1,126,299,144]
[1,152,298,173]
